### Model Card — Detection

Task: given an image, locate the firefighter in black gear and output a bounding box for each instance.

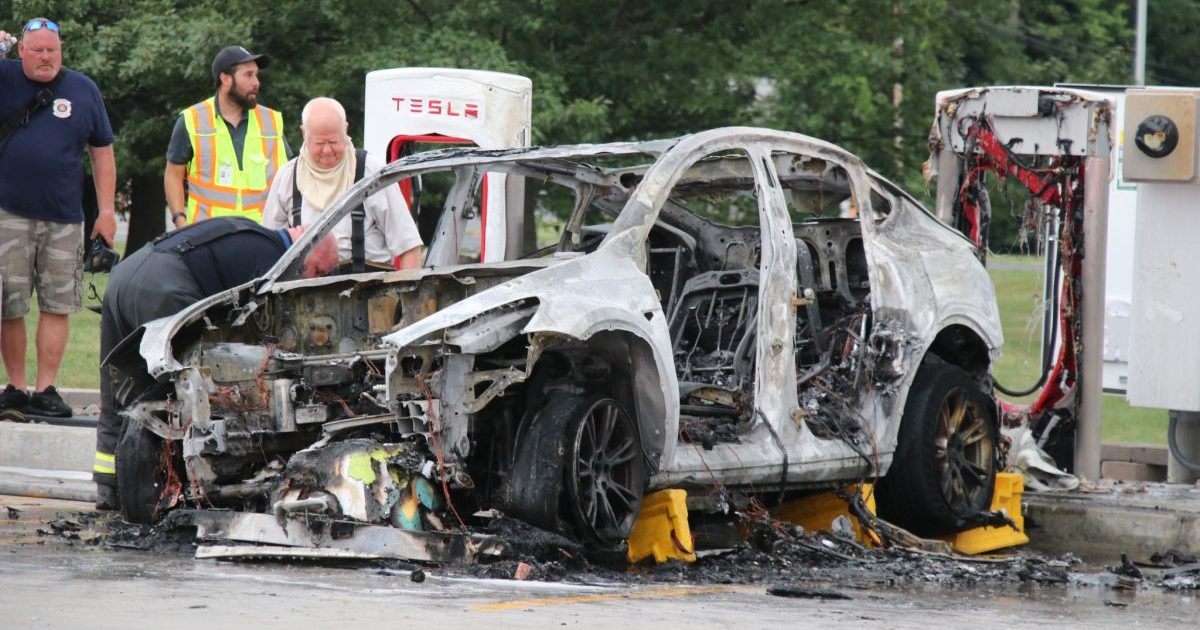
[93,217,337,510]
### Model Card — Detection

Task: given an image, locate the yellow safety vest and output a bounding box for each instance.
[182,97,286,224]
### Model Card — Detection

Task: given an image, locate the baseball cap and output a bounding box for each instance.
[211,45,270,81]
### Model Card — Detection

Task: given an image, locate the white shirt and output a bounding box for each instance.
[263,154,423,264]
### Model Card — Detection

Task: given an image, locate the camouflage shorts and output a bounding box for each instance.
[0,206,84,318]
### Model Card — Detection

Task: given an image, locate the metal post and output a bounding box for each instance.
[933,144,960,226]
[1076,154,1110,481]
[1134,0,1147,86]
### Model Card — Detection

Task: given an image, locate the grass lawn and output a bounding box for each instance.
[988,253,1167,444]
[1,274,108,390]
[3,252,1167,444]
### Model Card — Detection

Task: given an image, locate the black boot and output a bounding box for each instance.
[95,483,120,511]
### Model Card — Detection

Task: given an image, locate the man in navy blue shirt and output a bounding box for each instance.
[0,18,117,418]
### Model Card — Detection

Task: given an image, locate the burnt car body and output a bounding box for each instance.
[108,127,1003,554]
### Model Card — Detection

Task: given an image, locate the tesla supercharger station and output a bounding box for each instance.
[363,68,533,262]
[1122,89,1200,483]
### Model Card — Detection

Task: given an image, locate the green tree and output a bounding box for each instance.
[1145,0,1200,86]
[3,0,1136,254]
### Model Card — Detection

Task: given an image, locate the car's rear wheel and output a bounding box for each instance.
[116,420,176,524]
[877,362,998,536]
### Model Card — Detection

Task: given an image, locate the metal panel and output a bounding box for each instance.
[1127,184,1200,411]
[187,509,507,563]
[942,87,1096,156]
[1122,90,1199,182]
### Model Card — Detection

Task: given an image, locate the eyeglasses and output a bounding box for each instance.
[23,19,60,33]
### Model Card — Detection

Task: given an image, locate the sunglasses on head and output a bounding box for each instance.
[23,19,60,33]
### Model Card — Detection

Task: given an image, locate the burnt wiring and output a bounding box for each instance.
[156,437,184,517]
[953,115,1083,413]
[800,309,875,456]
[207,343,277,412]
[415,372,469,533]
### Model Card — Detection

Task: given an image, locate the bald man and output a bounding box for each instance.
[263,97,422,269]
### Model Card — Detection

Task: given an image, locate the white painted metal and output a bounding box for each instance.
[1127,183,1200,411]
[935,86,1101,156]
[363,68,533,262]
[363,68,532,154]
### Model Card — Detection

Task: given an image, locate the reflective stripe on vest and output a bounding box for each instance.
[182,97,286,224]
[93,451,115,475]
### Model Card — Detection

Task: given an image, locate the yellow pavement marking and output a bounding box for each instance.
[472,584,746,611]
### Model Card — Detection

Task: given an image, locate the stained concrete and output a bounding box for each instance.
[1024,481,1200,561]
[0,466,95,502]
[0,420,94,473]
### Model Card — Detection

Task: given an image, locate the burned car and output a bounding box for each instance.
[108,127,1002,557]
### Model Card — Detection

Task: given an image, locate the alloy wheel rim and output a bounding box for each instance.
[569,399,643,542]
[933,388,993,508]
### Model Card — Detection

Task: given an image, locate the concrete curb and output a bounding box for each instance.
[0,420,94,473]
[58,388,101,408]
[0,466,95,502]
[1024,483,1200,560]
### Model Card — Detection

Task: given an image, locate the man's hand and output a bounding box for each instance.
[164,162,188,231]
[0,30,15,57]
[92,209,117,246]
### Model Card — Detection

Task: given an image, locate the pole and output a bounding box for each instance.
[1076,153,1110,481]
[1134,0,1147,86]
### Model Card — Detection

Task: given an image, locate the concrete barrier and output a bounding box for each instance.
[0,420,93,473]
[1025,482,1200,560]
[0,466,95,502]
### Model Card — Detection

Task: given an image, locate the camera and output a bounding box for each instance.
[84,239,121,273]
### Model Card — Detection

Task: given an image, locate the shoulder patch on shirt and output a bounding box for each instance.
[52,98,72,119]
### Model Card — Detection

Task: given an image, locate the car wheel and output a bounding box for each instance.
[503,395,645,546]
[564,398,646,545]
[116,420,174,524]
[877,362,998,536]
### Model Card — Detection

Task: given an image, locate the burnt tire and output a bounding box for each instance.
[503,395,646,546]
[116,420,171,525]
[877,362,998,536]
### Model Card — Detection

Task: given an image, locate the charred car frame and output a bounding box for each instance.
[108,127,1003,557]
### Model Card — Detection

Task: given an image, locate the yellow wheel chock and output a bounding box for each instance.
[627,489,697,564]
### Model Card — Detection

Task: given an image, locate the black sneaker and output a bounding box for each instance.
[0,384,29,411]
[27,386,72,418]
[95,483,120,511]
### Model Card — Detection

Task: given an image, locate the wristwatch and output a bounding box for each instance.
[172,212,187,224]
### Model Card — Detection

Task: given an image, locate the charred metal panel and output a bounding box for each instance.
[187,509,506,563]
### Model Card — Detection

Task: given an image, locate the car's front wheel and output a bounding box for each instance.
[564,398,645,545]
[116,420,177,524]
[503,394,646,546]
[877,362,998,536]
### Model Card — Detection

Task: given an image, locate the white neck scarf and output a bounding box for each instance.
[295,136,356,212]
